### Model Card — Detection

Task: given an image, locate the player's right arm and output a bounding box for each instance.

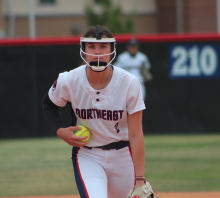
[56,127,88,147]
[42,92,88,147]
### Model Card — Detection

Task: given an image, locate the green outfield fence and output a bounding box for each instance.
[1,33,220,138]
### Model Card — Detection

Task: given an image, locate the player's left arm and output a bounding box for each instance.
[128,111,159,198]
[141,55,153,81]
[144,56,151,70]
[127,110,145,187]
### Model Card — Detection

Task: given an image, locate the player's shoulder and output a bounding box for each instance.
[113,66,141,90]
[69,65,85,74]
[58,65,86,82]
[113,65,136,81]
[137,51,148,59]
[117,51,130,59]
[137,51,147,57]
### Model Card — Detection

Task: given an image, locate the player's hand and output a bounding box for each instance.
[135,180,151,198]
[56,126,88,147]
[127,181,160,198]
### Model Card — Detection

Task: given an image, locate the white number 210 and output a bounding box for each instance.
[171,46,218,77]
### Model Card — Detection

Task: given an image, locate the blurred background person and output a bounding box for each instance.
[114,38,152,100]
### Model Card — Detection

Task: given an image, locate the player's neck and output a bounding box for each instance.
[86,66,113,90]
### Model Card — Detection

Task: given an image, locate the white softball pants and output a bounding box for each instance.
[72,146,135,198]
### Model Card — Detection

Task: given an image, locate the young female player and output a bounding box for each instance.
[42,26,150,198]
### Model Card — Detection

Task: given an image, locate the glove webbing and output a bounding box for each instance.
[128,182,161,198]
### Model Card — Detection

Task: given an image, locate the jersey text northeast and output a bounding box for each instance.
[75,108,124,121]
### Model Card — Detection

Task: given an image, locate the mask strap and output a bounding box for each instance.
[92,26,103,40]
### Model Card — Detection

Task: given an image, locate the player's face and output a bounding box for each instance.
[128,45,138,56]
[84,42,111,64]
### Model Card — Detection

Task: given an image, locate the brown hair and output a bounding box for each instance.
[82,25,114,52]
[84,25,113,38]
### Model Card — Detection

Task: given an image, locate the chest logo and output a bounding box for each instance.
[75,108,124,121]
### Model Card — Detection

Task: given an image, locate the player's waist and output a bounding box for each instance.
[84,140,130,150]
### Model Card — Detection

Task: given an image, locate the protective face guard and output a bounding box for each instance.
[80,37,116,72]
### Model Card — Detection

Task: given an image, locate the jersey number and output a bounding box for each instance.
[114,122,120,133]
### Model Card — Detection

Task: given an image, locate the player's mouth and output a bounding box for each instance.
[93,58,103,61]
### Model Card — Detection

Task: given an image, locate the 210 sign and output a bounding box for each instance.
[169,44,219,79]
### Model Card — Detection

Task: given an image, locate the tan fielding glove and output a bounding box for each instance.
[127,181,160,198]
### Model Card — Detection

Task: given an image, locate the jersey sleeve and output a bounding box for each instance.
[126,77,146,115]
[48,72,70,107]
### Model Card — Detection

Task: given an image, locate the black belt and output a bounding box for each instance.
[84,141,130,150]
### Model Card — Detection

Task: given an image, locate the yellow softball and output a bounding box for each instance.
[73,125,90,142]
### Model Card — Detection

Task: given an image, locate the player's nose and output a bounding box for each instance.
[94,46,101,54]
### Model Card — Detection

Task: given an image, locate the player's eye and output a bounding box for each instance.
[86,43,95,48]
[101,44,108,48]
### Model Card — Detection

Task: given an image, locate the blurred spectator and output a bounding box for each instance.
[114,38,152,100]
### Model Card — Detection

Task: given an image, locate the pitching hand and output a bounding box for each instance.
[56,126,89,147]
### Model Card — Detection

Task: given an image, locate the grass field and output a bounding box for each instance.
[0,134,220,196]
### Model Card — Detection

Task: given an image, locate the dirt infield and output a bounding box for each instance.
[2,192,220,198]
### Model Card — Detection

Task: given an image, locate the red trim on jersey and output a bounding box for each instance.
[76,148,90,198]
[0,33,220,46]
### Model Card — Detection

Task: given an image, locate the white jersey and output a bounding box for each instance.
[115,51,151,83]
[49,65,145,147]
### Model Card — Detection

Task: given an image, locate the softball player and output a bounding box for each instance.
[42,26,148,198]
[114,38,153,100]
